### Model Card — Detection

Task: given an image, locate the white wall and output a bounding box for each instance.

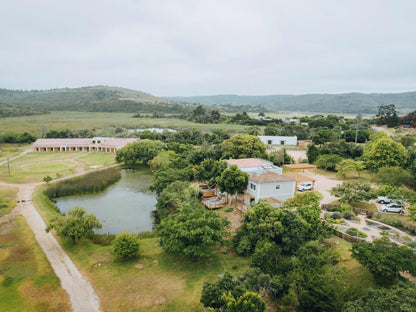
[247,180,295,203]
[258,136,297,146]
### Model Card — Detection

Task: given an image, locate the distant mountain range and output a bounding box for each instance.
[1,86,415,115]
[166,92,416,114]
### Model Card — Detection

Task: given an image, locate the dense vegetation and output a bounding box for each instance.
[44,167,121,198]
[167,91,416,114]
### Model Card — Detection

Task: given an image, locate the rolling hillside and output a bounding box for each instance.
[167,91,416,114]
[0,86,186,115]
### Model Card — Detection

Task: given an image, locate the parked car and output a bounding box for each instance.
[381,202,405,213]
[377,196,391,204]
[297,182,313,192]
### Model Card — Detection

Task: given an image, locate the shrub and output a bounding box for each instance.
[225,207,233,212]
[358,231,367,238]
[346,228,358,236]
[332,213,343,220]
[331,206,342,212]
[113,232,140,258]
[343,212,354,220]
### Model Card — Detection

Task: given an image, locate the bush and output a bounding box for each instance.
[331,206,342,212]
[343,212,354,220]
[346,228,359,236]
[358,231,367,238]
[113,232,140,258]
[332,212,343,220]
[225,207,233,212]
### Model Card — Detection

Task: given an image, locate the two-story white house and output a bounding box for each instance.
[225,158,295,207]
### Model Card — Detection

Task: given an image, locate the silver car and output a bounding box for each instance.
[381,202,404,213]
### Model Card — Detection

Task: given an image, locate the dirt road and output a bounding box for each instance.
[0,182,102,312]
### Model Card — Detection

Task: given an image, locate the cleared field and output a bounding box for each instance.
[0,216,70,312]
[63,238,249,312]
[0,111,250,136]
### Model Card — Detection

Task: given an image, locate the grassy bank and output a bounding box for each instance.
[0,216,70,311]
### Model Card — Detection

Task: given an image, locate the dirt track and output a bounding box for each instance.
[0,150,103,312]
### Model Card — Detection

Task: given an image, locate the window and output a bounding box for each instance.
[268,140,272,145]
[280,140,285,145]
[250,183,256,190]
[276,185,280,190]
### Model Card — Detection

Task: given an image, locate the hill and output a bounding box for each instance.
[0,86,186,115]
[167,91,416,115]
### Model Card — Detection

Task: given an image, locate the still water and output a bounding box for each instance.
[55,170,156,234]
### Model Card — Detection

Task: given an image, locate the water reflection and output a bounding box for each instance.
[55,170,156,234]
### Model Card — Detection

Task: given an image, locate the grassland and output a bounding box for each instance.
[0,111,251,136]
[0,186,18,217]
[0,151,117,183]
[0,216,70,312]
[0,144,31,163]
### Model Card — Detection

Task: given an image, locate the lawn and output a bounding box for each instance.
[0,216,70,312]
[0,111,250,136]
[0,186,18,216]
[61,239,248,312]
[0,144,31,163]
[0,151,117,183]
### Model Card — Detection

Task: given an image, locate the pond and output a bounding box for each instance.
[55,170,156,234]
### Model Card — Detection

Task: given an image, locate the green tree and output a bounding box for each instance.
[245,126,261,136]
[351,236,416,286]
[158,203,230,259]
[201,272,240,309]
[156,181,200,218]
[46,207,102,244]
[312,128,335,146]
[343,284,416,312]
[113,232,140,258]
[194,159,227,186]
[148,151,176,172]
[373,166,414,187]
[264,123,279,135]
[43,176,52,184]
[221,135,267,159]
[315,154,343,171]
[221,291,267,312]
[363,133,408,172]
[330,181,375,203]
[216,165,249,202]
[336,159,364,178]
[307,144,321,163]
[269,148,294,166]
[115,139,166,167]
[376,104,400,127]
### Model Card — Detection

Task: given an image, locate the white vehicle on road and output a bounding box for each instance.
[297,182,313,192]
[377,196,391,204]
[381,202,405,214]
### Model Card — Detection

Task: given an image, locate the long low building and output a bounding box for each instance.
[32,137,139,153]
[258,135,297,146]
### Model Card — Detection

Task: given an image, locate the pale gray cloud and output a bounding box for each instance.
[1,0,415,96]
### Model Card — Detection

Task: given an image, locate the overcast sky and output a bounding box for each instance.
[1,0,416,96]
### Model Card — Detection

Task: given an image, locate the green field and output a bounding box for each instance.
[0,186,18,217]
[0,151,117,183]
[0,111,251,136]
[0,216,70,312]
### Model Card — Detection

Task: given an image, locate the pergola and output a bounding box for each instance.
[282,171,316,191]
[282,163,317,175]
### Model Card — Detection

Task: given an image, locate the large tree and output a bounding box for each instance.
[158,203,230,259]
[115,139,166,167]
[221,135,267,159]
[351,236,416,286]
[363,133,407,172]
[46,207,102,244]
[376,104,400,127]
[330,181,375,203]
[216,165,249,201]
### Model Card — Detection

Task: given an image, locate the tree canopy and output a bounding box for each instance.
[217,165,249,197]
[115,139,166,167]
[363,133,407,172]
[221,135,267,159]
[46,207,102,243]
[158,203,230,259]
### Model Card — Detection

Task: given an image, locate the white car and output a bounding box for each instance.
[377,196,391,204]
[381,202,404,213]
[297,182,313,192]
